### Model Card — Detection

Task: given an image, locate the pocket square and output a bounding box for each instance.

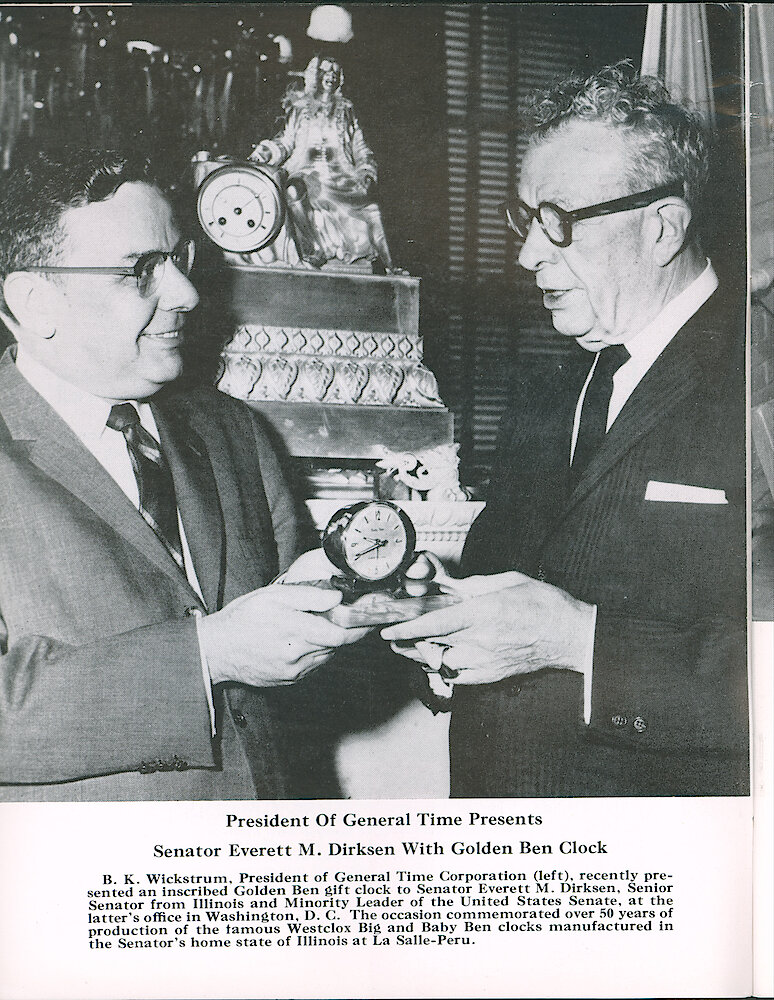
[645,481,728,504]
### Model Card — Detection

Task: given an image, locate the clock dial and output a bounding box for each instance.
[323,501,417,586]
[343,504,409,581]
[197,163,284,253]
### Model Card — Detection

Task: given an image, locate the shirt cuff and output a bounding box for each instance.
[582,604,598,725]
[195,617,217,736]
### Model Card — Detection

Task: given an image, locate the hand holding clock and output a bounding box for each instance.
[196,502,443,691]
[199,498,595,693]
[271,506,593,689]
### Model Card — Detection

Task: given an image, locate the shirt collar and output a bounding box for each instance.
[623,260,718,366]
[14,347,144,443]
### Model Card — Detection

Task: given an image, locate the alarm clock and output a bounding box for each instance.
[323,501,417,596]
[196,160,285,254]
[318,501,458,626]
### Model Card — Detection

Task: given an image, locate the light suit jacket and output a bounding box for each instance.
[0,349,306,801]
[451,293,748,797]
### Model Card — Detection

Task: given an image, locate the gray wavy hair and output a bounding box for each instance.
[527,61,709,229]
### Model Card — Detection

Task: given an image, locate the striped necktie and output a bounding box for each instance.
[107,403,185,571]
[571,344,630,484]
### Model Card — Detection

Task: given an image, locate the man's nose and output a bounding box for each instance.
[157,258,200,312]
[517,218,558,272]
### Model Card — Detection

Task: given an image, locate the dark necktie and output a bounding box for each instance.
[571,344,630,483]
[107,402,185,571]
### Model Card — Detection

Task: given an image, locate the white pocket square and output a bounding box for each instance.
[645,481,728,504]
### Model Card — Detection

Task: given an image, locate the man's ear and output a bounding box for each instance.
[651,199,693,266]
[2,272,58,341]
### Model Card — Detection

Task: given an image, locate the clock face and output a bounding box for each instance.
[196,163,284,253]
[325,502,416,583]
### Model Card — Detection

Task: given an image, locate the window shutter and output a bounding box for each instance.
[442,3,591,481]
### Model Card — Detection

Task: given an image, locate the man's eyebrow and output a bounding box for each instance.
[122,248,162,262]
[539,193,575,211]
[122,236,184,262]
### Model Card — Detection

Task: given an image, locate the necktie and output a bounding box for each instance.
[107,403,185,571]
[571,344,630,483]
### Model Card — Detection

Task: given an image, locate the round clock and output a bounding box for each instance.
[323,501,417,590]
[196,161,285,253]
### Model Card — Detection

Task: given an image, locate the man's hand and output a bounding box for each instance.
[381,572,595,686]
[274,547,340,584]
[200,583,368,688]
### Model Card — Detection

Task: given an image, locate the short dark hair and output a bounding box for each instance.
[526,61,709,234]
[0,148,164,311]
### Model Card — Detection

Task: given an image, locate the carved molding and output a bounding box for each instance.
[219,351,444,407]
[228,325,423,361]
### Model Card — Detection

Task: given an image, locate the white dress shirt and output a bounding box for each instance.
[568,261,719,722]
[571,260,719,462]
[14,347,216,730]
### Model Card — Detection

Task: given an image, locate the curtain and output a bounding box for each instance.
[750,2,774,143]
[641,3,716,126]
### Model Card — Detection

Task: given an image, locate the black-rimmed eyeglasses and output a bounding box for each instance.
[504,181,684,248]
[25,238,196,298]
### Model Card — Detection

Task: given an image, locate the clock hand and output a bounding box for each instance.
[353,539,388,559]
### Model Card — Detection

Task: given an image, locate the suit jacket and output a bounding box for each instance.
[0,349,307,801]
[451,292,748,797]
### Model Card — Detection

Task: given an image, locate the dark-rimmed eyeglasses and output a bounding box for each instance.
[25,238,196,298]
[504,181,684,248]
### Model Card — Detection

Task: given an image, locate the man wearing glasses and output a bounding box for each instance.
[384,63,747,797]
[0,148,366,800]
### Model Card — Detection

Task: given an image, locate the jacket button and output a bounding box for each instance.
[611,714,628,728]
[633,716,647,733]
[233,710,248,728]
[185,606,204,618]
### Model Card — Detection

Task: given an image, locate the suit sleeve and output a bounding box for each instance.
[586,611,748,756]
[0,618,217,784]
[246,407,316,571]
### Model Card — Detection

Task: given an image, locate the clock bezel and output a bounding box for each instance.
[196,161,285,253]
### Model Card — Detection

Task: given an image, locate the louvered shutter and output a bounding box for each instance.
[442,3,592,482]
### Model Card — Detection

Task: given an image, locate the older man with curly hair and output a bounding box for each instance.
[384,63,747,798]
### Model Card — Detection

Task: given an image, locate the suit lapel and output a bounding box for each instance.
[152,398,225,612]
[558,307,713,519]
[0,353,193,587]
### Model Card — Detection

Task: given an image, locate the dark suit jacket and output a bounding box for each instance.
[0,349,307,801]
[451,292,748,797]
